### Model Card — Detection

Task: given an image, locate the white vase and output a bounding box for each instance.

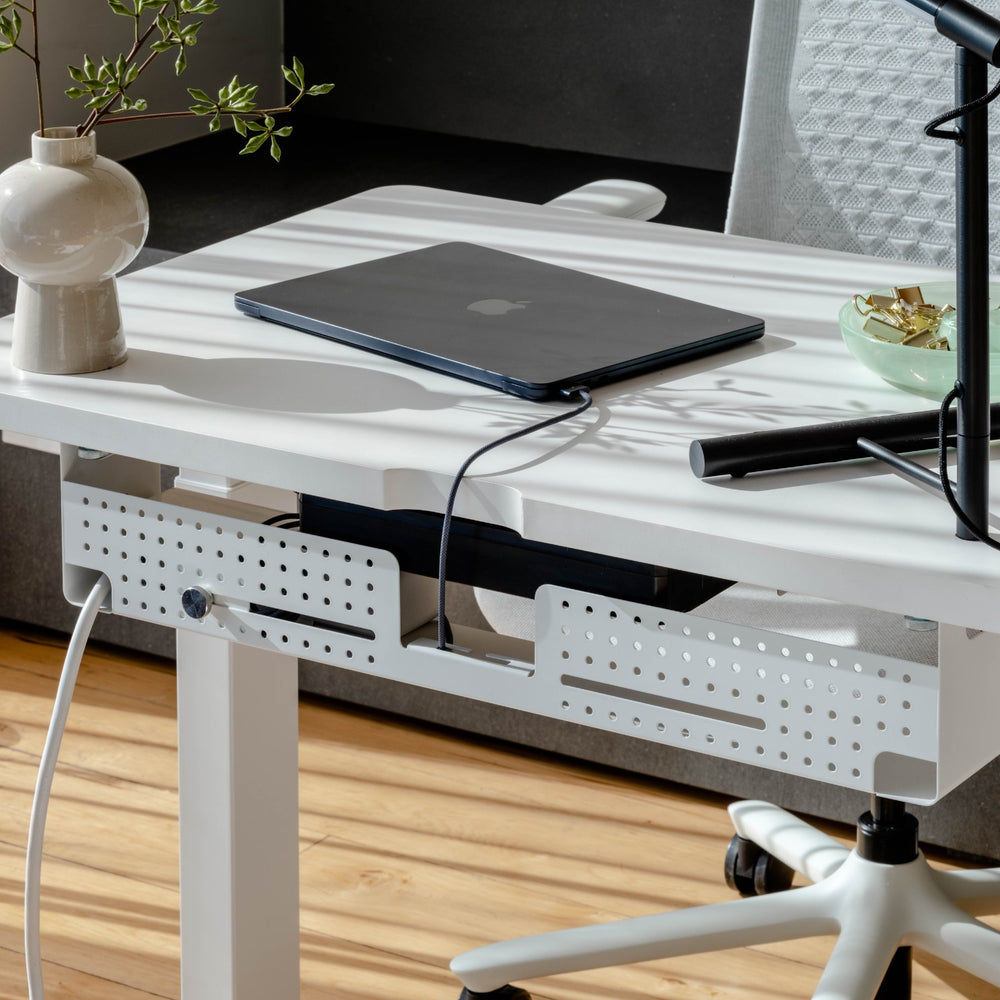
[0,127,149,374]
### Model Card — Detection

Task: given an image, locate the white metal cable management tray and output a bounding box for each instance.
[60,455,1000,807]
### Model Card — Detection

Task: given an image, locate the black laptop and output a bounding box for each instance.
[234,241,764,400]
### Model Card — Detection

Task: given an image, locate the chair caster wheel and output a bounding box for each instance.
[458,988,531,1000]
[724,834,794,897]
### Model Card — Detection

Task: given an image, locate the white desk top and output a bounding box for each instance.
[1,185,997,630]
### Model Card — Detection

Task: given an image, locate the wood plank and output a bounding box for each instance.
[0,943,165,1000]
[0,625,176,707]
[0,840,180,997]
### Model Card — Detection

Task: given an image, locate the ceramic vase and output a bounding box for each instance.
[0,127,149,374]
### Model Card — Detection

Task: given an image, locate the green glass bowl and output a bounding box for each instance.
[839,281,1000,400]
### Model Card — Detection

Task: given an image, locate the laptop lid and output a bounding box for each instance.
[234,242,764,400]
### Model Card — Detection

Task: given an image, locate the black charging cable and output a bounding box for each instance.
[436,386,594,649]
[925,75,1000,142]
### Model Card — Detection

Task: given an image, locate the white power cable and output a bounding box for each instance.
[24,575,110,1000]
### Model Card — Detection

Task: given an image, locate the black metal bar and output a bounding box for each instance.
[856,438,951,492]
[688,403,1000,479]
[955,45,991,539]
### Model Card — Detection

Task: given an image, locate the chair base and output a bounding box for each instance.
[450,799,1000,1000]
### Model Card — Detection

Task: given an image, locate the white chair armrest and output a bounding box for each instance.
[546,179,666,221]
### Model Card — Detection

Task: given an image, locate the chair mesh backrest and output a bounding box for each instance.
[726,0,1000,269]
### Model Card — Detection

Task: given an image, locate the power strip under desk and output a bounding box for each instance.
[58,478,997,805]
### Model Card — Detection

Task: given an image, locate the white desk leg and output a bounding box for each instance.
[176,630,300,1000]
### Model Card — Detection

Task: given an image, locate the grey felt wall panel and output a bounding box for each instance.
[286,2,753,172]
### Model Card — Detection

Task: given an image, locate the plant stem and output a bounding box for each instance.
[78,2,170,136]
[94,104,298,126]
[30,0,42,134]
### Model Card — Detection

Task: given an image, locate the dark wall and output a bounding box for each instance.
[285,2,753,174]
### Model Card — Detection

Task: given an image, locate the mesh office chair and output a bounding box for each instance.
[451,3,1000,999]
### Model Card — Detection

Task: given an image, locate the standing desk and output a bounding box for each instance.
[2,185,1000,998]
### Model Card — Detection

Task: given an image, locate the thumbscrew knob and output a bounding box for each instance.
[181,585,214,620]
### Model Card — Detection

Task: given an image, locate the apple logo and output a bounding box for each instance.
[466,298,531,316]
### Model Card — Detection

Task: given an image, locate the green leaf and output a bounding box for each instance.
[292,56,304,84]
[239,133,268,155]
[306,83,334,96]
[175,46,187,73]
[187,88,212,103]
[65,87,89,99]
[181,20,203,45]
[0,13,18,42]
[230,83,257,104]
[274,126,293,137]
[281,64,301,89]
[270,136,282,162]
[209,111,221,132]
[188,102,214,115]
[232,115,247,136]
[149,39,174,52]
[107,0,132,15]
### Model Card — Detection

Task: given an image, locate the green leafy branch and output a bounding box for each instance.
[0,0,333,160]
[188,58,333,161]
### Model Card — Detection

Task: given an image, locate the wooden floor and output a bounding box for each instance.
[0,620,997,1000]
